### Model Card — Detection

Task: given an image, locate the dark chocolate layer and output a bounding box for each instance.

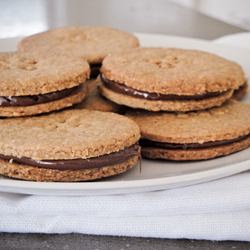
[101,74,229,101]
[233,83,248,100]
[0,144,140,171]
[140,133,250,150]
[90,63,102,79]
[0,85,83,107]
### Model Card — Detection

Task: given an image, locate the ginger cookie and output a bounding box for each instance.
[128,101,250,161]
[100,48,246,112]
[0,51,90,117]
[18,26,140,78]
[0,109,140,182]
[75,78,124,113]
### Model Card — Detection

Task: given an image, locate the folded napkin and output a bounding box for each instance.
[0,172,250,241]
[1,33,250,241]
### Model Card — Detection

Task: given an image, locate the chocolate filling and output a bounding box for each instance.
[140,133,250,150]
[233,83,248,100]
[101,74,229,101]
[90,63,102,79]
[0,144,140,171]
[0,85,83,107]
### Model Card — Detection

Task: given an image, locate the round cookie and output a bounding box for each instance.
[0,109,140,182]
[0,51,89,117]
[18,26,140,78]
[100,48,246,112]
[127,101,250,161]
[75,78,125,113]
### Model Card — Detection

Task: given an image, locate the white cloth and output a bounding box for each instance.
[1,33,250,241]
[0,173,250,241]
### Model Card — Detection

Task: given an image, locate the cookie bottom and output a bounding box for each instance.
[141,136,250,161]
[0,86,87,117]
[0,155,139,182]
[100,85,233,112]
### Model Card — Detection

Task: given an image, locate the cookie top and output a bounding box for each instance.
[101,48,246,95]
[0,51,90,96]
[127,101,250,144]
[18,26,140,64]
[0,109,140,160]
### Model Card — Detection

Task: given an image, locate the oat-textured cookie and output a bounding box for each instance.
[76,79,124,113]
[0,51,89,117]
[128,101,250,161]
[100,48,246,111]
[0,109,140,181]
[18,26,140,78]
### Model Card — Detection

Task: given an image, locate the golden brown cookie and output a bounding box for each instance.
[0,51,90,117]
[18,26,140,78]
[75,79,124,113]
[127,101,250,161]
[100,48,246,112]
[0,109,140,182]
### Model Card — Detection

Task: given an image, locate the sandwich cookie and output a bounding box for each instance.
[76,78,124,113]
[128,101,250,161]
[100,48,246,111]
[18,26,140,78]
[0,52,89,117]
[0,109,140,182]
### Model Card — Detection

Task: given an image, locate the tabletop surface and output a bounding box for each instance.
[0,1,249,249]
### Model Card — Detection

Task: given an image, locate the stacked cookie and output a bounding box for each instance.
[99,48,250,161]
[0,27,141,181]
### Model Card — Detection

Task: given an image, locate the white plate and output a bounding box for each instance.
[0,33,249,196]
[213,32,250,50]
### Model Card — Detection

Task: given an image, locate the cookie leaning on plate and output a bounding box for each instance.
[18,26,140,78]
[0,52,89,117]
[100,48,246,112]
[75,78,124,113]
[128,101,250,161]
[0,109,140,182]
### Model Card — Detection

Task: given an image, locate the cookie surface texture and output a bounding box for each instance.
[18,26,140,64]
